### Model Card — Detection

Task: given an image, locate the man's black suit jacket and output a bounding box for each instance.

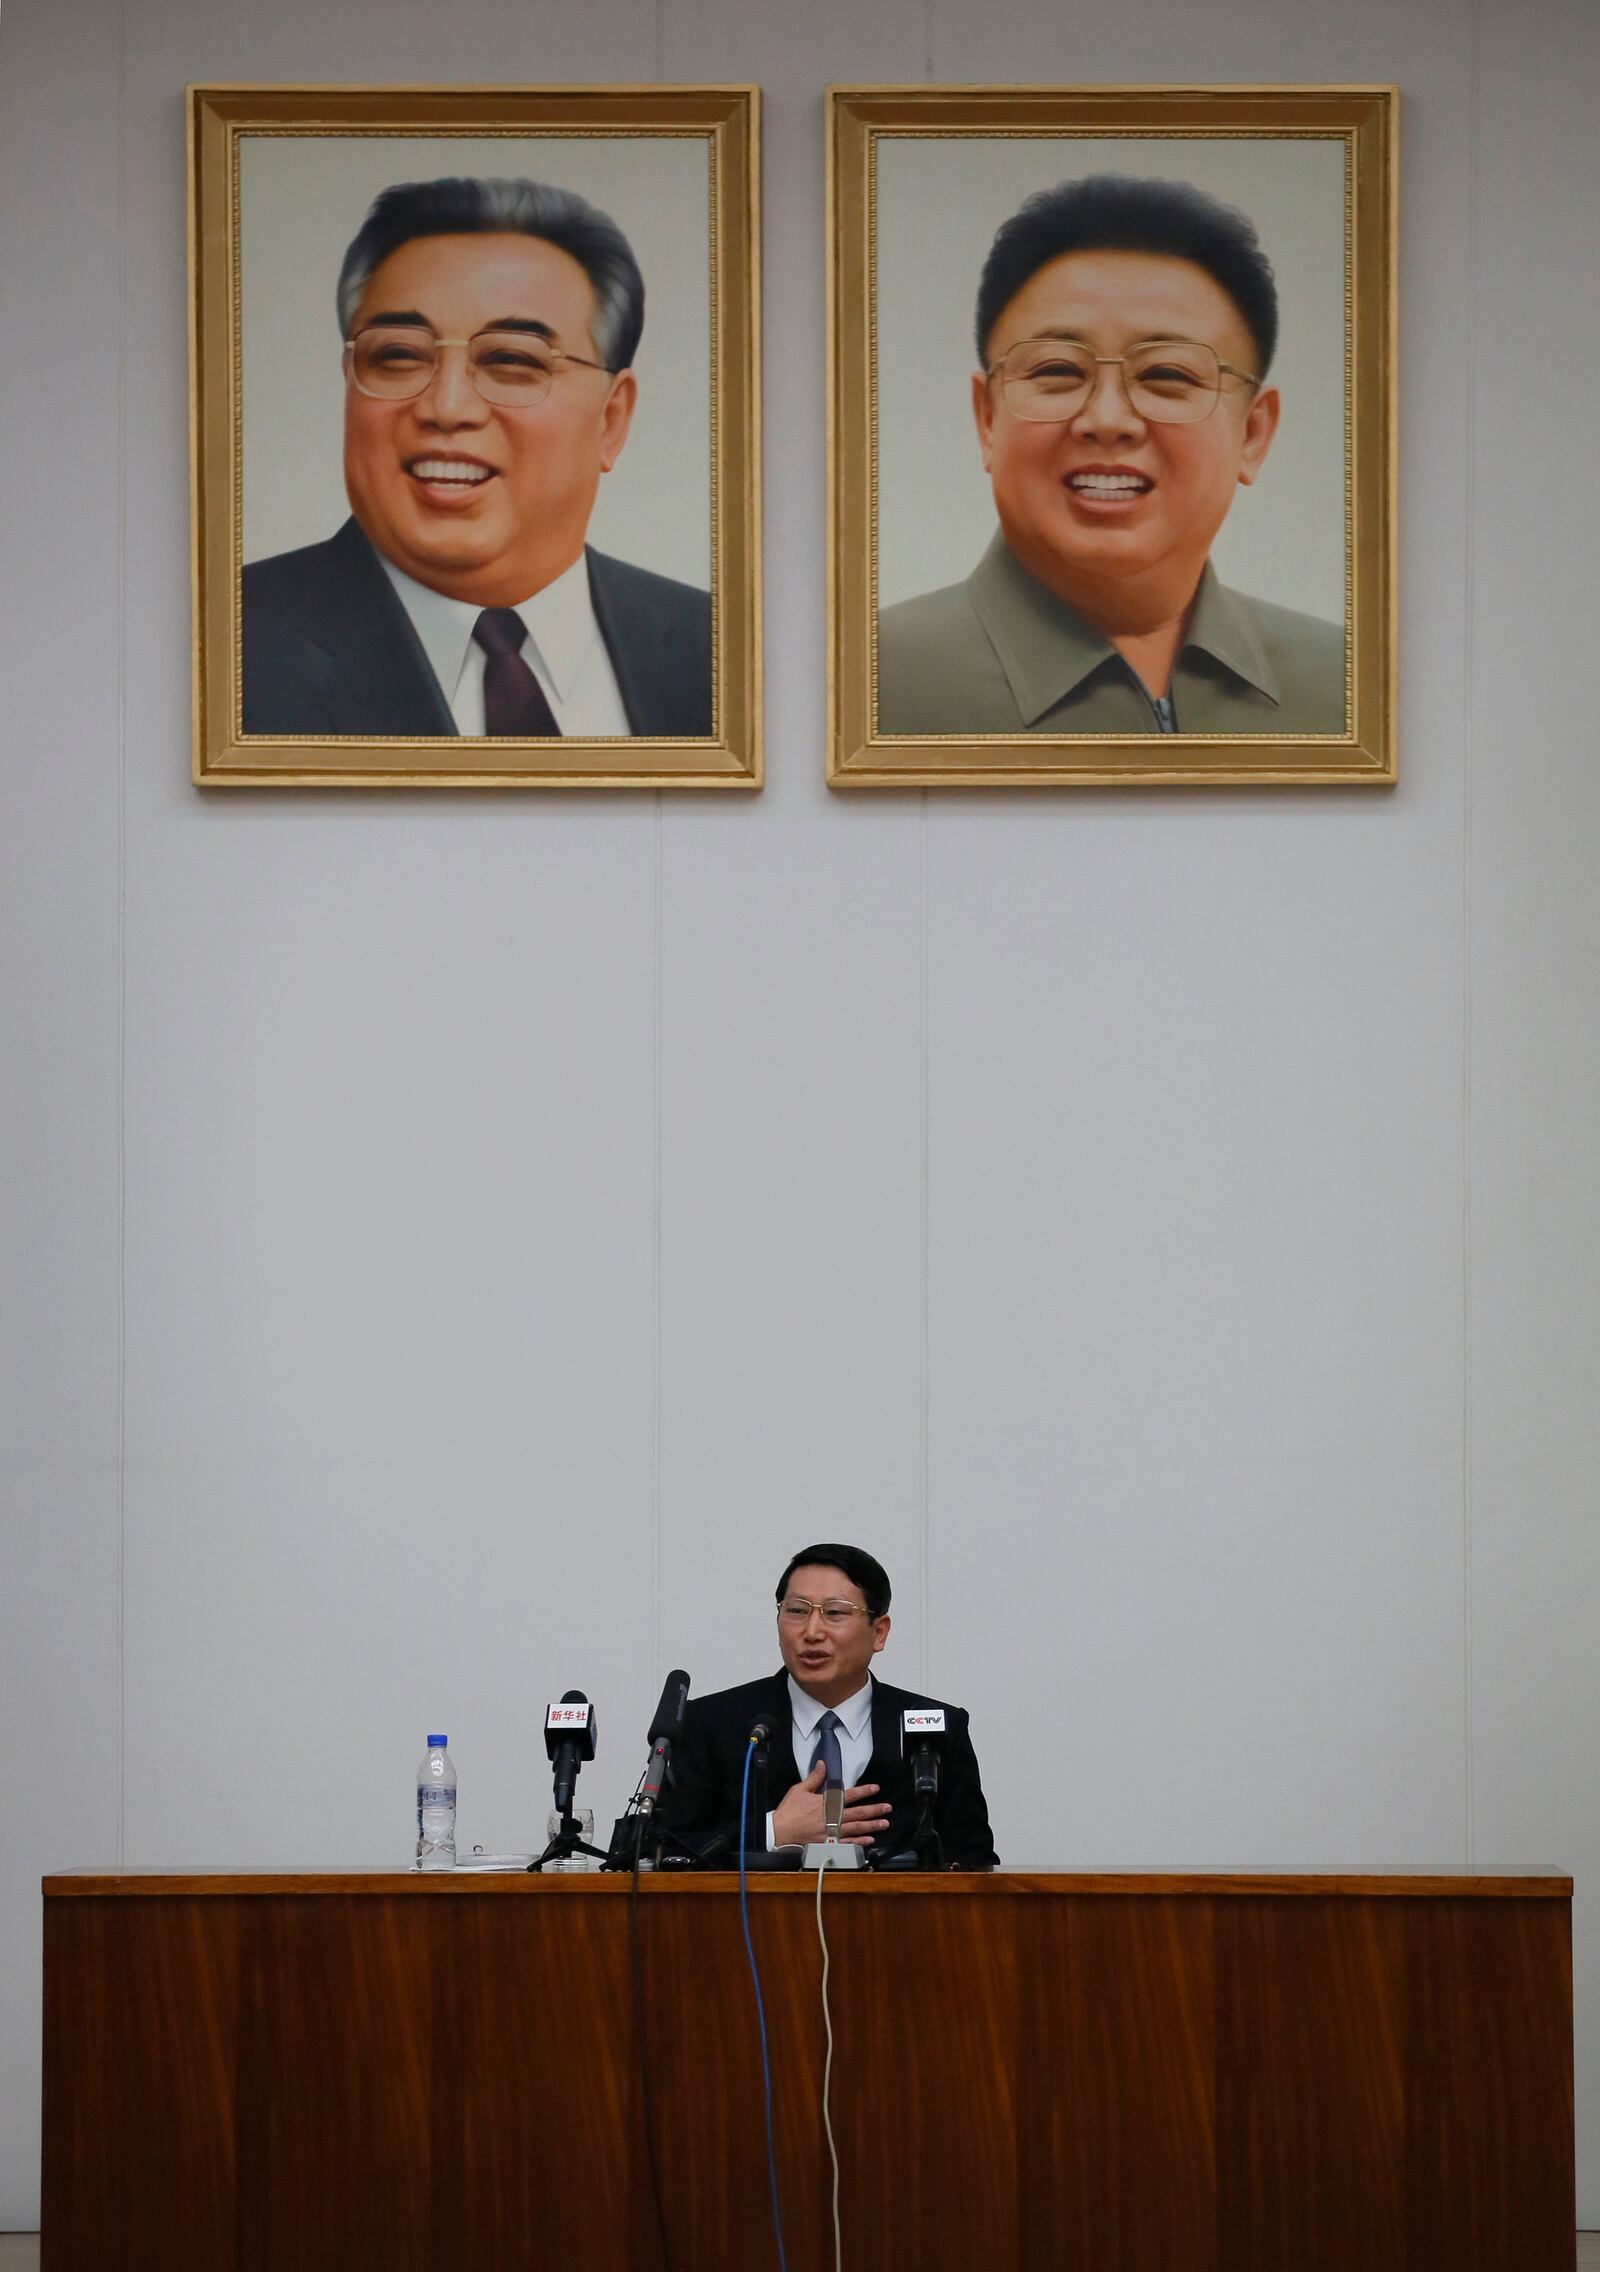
[241,518,713,738]
[660,1670,999,1869]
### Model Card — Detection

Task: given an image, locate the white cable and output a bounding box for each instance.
[815,1862,843,2272]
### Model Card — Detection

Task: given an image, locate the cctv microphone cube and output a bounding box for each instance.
[902,1706,947,1800]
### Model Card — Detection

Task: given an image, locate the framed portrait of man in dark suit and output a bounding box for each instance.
[190,85,760,787]
[827,86,1396,788]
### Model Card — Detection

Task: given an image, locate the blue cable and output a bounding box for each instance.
[740,1738,790,2272]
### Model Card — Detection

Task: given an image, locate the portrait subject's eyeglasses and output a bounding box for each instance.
[986,337,1262,426]
[777,1597,871,1629]
[343,324,615,407]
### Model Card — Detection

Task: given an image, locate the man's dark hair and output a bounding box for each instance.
[336,176,646,370]
[776,1543,892,1619]
[974,173,1279,377]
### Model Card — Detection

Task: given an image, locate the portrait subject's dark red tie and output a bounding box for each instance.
[473,607,561,738]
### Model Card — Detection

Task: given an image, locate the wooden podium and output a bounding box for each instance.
[42,1867,1573,2271]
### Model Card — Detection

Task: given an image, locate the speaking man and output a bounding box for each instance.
[243,176,711,739]
[877,174,1344,737]
[660,1543,999,1868]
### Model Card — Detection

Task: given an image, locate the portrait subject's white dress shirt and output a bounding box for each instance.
[380,551,631,737]
[766,1673,875,1850]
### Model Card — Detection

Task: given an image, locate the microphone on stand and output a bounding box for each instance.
[602,1670,695,1872]
[545,1691,597,1815]
[902,1707,947,1868]
[745,1714,775,1854]
[802,1706,868,1871]
[638,1669,690,1817]
[902,1707,947,1802]
[529,1691,605,1872]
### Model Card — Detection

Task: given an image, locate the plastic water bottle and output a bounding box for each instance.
[416,1735,456,1870]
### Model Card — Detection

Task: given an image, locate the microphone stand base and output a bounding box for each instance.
[801,1841,868,1871]
[529,1810,610,1872]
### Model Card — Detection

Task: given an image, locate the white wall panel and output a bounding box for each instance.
[924,796,1468,1866]
[0,0,126,2224]
[1466,0,1600,2221]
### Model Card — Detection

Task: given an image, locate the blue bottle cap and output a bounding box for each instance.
[427,1735,447,1748]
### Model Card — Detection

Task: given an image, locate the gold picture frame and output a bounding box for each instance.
[827,86,1397,788]
[190,84,761,788]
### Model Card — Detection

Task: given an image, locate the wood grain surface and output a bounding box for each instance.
[42,1871,1575,2272]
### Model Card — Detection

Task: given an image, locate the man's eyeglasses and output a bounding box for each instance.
[778,1596,871,1628]
[986,337,1261,426]
[343,324,614,408]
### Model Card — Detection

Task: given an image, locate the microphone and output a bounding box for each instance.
[649,1669,691,1745]
[745,1714,774,1853]
[902,1706,947,1803]
[801,1712,870,1873]
[638,1669,690,1817]
[545,1690,597,1817]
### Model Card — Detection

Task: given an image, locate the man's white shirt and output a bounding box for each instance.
[766,1672,875,1850]
[380,551,631,737]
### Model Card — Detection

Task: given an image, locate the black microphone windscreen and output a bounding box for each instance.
[648,1669,691,1744]
[748,1715,775,1745]
[561,1688,587,1705]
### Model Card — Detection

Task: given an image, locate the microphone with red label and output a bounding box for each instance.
[529,1691,608,1871]
[545,1690,597,1816]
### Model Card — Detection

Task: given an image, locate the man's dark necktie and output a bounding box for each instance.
[810,1710,845,1789]
[473,607,561,738]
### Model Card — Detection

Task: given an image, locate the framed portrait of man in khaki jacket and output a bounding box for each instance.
[828,86,1396,788]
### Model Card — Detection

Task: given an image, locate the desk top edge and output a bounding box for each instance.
[41,1866,1575,1900]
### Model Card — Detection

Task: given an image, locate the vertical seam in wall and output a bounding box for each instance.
[649,0,665,1690]
[919,0,933,1694]
[652,803,663,1687]
[919,796,930,1690]
[115,0,129,1871]
[1461,0,1481,1870]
